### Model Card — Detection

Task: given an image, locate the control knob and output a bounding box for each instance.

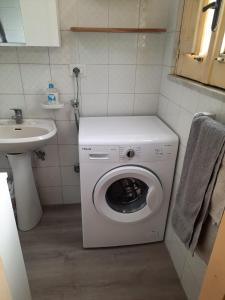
[126,149,135,158]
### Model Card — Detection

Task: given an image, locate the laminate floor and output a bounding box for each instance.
[19,204,187,300]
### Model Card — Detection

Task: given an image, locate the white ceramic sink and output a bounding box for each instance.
[0,119,57,231]
[0,119,57,153]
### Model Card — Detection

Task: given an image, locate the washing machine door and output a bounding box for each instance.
[93,166,163,223]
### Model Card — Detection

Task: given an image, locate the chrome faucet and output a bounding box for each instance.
[10,108,23,124]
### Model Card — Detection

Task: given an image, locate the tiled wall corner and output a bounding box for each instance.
[158,1,224,299]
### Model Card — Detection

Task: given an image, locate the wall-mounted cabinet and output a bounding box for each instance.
[0,0,60,47]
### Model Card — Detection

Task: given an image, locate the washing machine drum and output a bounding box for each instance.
[93,166,163,223]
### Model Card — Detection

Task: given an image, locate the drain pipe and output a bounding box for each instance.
[71,67,81,173]
[71,67,81,132]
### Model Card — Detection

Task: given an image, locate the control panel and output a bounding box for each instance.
[79,143,177,163]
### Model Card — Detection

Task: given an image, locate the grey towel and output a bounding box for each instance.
[172,115,225,251]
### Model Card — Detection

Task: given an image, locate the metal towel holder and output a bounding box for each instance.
[194,112,216,119]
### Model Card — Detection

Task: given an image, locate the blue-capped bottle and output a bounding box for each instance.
[47,82,59,104]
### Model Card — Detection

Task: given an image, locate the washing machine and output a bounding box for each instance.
[79,116,179,248]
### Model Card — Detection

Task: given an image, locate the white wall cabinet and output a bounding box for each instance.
[0,0,60,47]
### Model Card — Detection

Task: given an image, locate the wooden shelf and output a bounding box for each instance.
[70,27,166,33]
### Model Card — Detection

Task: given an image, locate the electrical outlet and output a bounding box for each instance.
[69,64,86,77]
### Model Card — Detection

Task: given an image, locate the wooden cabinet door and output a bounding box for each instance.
[199,213,225,300]
[0,258,12,300]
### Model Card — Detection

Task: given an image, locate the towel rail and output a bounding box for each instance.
[194,112,216,119]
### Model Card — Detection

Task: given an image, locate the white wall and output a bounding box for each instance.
[0,0,170,205]
[158,1,225,299]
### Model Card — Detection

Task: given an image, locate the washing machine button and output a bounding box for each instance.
[126,149,135,158]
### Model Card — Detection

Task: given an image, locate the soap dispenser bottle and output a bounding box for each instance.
[47,82,59,104]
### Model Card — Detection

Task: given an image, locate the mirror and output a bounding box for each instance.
[0,0,25,44]
[0,0,60,47]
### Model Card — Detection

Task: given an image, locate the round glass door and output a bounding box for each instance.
[106,177,148,213]
[93,166,163,223]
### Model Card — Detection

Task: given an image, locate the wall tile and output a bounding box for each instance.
[167,0,184,32]
[109,33,138,64]
[56,121,78,145]
[61,166,80,186]
[0,64,23,94]
[163,32,179,67]
[78,0,109,27]
[186,252,206,285]
[108,94,134,116]
[196,93,224,118]
[49,31,78,64]
[81,94,108,117]
[135,65,162,93]
[59,145,78,166]
[54,95,75,121]
[39,187,63,205]
[59,0,78,30]
[166,232,189,280]
[139,0,169,28]
[17,47,49,64]
[62,185,81,204]
[164,100,180,131]
[24,94,54,119]
[79,33,108,64]
[51,65,74,94]
[177,90,198,115]
[81,65,108,93]
[0,94,25,118]
[137,33,165,65]
[0,47,18,63]
[109,0,140,28]
[20,64,51,94]
[176,109,193,147]
[158,94,168,120]
[134,93,158,115]
[109,65,136,93]
[32,145,59,168]
[181,261,202,300]
[34,166,61,187]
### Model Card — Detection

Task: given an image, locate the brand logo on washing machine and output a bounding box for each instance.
[82,147,92,151]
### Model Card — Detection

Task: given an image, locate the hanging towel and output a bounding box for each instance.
[172,115,225,252]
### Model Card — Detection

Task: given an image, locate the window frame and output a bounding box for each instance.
[176,0,225,90]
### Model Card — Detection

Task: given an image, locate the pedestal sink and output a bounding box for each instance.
[0,119,57,231]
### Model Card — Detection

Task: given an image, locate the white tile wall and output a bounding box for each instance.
[135,65,162,93]
[79,33,108,65]
[109,65,136,93]
[109,33,138,65]
[0,64,23,93]
[20,64,51,94]
[78,0,109,27]
[81,94,108,116]
[139,0,169,28]
[17,47,49,64]
[109,0,140,28]
[0,1,168,207]
[108,94,134,115]
[157,1,225,299]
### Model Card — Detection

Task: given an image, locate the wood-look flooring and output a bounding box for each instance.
[19,205,187,300]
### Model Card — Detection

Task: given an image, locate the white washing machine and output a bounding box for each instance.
[79,116,179,248]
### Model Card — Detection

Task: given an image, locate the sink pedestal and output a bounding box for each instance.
[7,153,43,231]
